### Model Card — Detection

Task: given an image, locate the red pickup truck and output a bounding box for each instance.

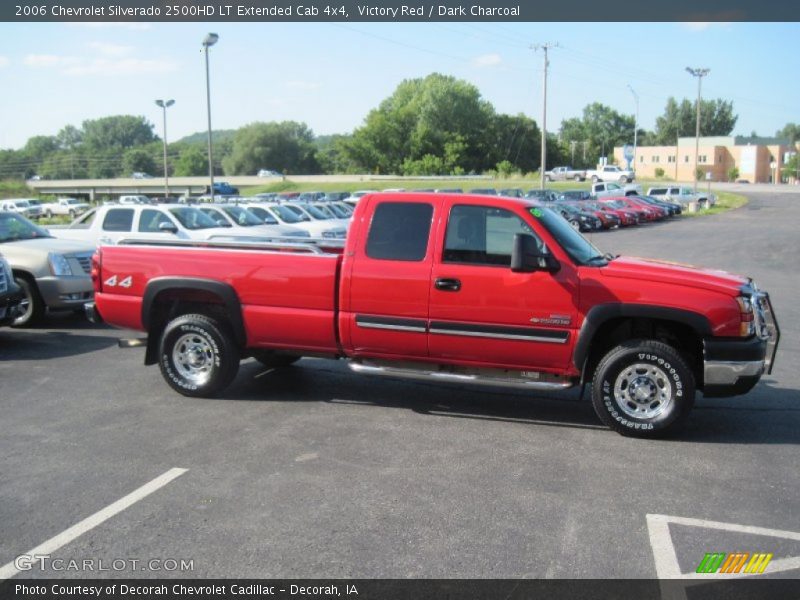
[87,193,780,438]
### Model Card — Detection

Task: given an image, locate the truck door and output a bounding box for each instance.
[428,201,579,371]
[343,196,441,358]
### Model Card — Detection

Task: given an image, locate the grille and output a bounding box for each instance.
[75,254,92,274]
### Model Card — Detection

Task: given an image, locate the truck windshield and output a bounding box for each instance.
[529,207,607,266]
[168,207,220,230]
[0,212,52,242]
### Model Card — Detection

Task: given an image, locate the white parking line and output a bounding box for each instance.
[0,467,188,580]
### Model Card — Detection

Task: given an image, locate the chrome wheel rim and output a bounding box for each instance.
[13,281,32,325]
[613,363,673,420]
[172,333,215,385]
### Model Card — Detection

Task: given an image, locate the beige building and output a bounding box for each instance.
[613,136,798,183]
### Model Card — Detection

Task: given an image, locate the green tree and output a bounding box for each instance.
[174,146,208,176]
[776,123,800,144]
[82,115,156,151]
[781,153,799,180]
[316,134,358,174]
[122,148,157,176]
[345,73,494,174]
[223,121,319,175]
[653,97,737,145]
[558,103,634,167]
[486,113,541,173]
[56,125,83,151]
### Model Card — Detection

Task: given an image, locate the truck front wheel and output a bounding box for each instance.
[158,313,239,397]
[591,340,695,438]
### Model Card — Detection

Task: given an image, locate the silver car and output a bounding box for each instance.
[0,211,95,327]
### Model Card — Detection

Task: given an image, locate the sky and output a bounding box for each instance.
[0,21,798,150]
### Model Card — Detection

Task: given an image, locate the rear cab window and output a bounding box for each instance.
[365,201,434,261]
[102,209,134,232]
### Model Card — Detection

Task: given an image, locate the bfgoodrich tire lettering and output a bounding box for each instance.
[591,339,695,438]
[158,313,239,397]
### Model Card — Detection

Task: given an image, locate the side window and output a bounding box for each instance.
[138,209,174,232]
[365,202,433,261]
[443,205,540,267]
[102,209,134,232]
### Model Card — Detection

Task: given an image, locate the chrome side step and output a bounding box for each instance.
[348,360,573,391]
[118,337,147,348]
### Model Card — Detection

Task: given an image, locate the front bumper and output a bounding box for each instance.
[702,292,780,397]
[36,276,94,310]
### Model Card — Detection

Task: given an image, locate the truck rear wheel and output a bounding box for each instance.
[158,313,239,397]
[591,339,695,438]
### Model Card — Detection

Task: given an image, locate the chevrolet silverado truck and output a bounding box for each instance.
[87,193,779,438]
[545,166,587,182]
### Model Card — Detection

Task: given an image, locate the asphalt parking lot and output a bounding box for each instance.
[1,191,798,583]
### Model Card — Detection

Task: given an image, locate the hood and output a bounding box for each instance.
[1,237,96,256]
[600,256,748,296]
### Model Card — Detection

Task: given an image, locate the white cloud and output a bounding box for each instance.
[472,53,502,68]
[87,42,134,57]
[286,81,323,91]
[23,52,178,76]
[23,54,81,68]
[0,56,9,68]
[63,58,179,76]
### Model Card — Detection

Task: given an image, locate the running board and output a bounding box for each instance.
[348,361,573,391]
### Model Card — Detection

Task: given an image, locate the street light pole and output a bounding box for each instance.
[203,33,219,201]
[155,99,175,197]
[686,67,710,192]
[628,84,639,174]
[532,42,558,190]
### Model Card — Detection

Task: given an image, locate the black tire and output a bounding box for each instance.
[591,175,599,183]
[591,339,695,438]
[12,275,45,327]
[68,209,76,219]
[574,174,582,181]
[252,349,300,368]
[158,313,239,397]
[45,210,53,219]
[545,175,552,182]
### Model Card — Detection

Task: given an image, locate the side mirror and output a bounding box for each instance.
[158,221,178,234]
[510,233,559,273]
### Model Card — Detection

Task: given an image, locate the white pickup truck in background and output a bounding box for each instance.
[545,166,587,182]
[41,197,90,218]
[586,165,635,183]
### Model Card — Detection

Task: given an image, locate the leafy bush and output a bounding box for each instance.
[727,166,740,182]
[654,167,665,178]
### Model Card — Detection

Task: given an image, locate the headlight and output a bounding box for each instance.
[48,253,74,276]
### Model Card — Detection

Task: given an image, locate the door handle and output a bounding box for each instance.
[435,278,461,292]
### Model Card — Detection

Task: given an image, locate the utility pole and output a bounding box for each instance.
[570,140,577,165]
[628,84,639,174]
[155,99,175,197]
[686,67,710,192]
[532,42,558,189]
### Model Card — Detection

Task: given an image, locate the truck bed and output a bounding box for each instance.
[95,240,344,353]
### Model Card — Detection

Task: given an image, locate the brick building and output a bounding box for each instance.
[613,136,798,183]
